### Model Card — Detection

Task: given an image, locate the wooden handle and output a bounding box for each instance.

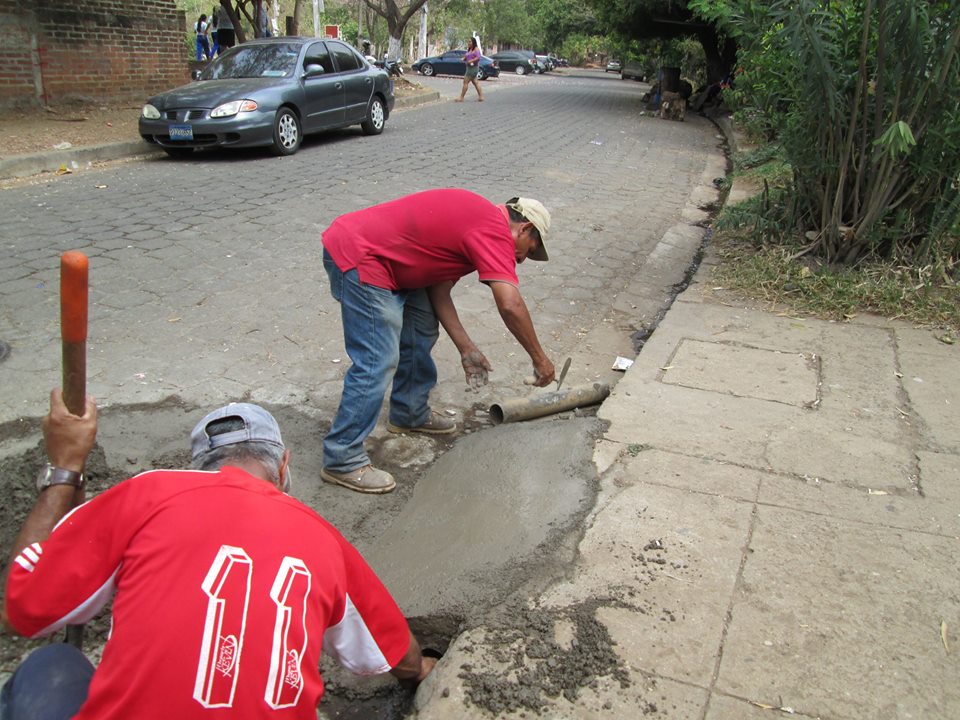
[60,252,88,416]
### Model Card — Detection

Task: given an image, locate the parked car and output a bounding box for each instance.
[411,50,499,80]
[535,54,554,71]
[606,60,622,73]
[139,37,394,157]
[517,50,546,73]
[489,51,537,75]
[620,60,646,81]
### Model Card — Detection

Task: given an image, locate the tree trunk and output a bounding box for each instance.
[292,0,304,35]
[696,26,737,85]
[387,34,402,60]
[418,3,427,60]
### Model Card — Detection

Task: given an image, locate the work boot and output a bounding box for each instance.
[387,411,457,435]
[320,464,396,494]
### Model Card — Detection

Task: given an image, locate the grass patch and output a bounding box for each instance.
[713,141,959,336]
[731,145,793,189]
[711,230,960,334]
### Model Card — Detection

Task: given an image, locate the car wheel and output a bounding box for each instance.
[361,96,386,136]
[421,63,434,77]
[271,107,301,156]
[515,65,527,76]
[162,146,194,159]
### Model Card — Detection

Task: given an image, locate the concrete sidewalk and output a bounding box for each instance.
[412,252,959,717]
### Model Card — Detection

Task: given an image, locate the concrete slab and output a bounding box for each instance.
[718,506,960,719]
[899,345,960,454]
[542,457,754,686]
[661,338,819,407]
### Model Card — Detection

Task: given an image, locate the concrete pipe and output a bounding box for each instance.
[489,382,611,425]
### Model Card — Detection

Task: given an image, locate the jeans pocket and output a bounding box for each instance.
[323,250,343,302]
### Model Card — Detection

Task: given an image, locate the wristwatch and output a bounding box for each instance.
[36,464,85,492]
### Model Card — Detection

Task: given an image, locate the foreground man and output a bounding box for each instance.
[2,391,434,719]
[320,188,557,494]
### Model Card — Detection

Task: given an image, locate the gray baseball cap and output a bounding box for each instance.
[190,403,285,460]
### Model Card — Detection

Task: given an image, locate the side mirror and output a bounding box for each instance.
[304,63,325,77]
[191,69,202,81]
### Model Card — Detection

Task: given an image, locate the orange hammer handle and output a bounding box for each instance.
[60,252,88,417]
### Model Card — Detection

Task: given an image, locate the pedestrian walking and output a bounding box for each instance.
[319,189,556,494]
[456,37,484,102]
[2,391,435,719]
[209,8,220,57]
[194,13,212,61]
[215,4,236,51]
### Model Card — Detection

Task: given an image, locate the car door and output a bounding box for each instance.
[438,50,465,75]
[328,41,372,123]
[300,41,344,130]
[493,53,515,71]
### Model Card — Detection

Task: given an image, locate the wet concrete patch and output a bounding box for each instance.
[365,417,603,619]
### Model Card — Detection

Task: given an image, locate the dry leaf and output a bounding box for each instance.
[167,317,181,323]
[56,164,72,175]
[937,334,955,345]
[942,620,950,653]
[868,489,889,496]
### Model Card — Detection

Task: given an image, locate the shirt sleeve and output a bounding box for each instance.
[4,479,147,638]
[321,533,411,675]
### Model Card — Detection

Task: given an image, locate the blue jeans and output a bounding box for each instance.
[195,35,211,61]
[0,644,94,720]
[323,250,439,472]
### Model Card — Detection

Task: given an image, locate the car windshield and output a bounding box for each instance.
[201,43,301,80]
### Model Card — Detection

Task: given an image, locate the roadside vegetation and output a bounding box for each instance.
[692,0,960,333]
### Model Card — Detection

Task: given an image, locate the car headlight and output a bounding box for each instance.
[142,104,161,119]
[210,100,259,118]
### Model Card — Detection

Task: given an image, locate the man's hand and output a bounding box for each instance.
[416,655,438,682]
[530,357,556,387]
[461,349,492,389]
[42,389,97,472]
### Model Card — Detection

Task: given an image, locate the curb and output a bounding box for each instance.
[0,90,440,182]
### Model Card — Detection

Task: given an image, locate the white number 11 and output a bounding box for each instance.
[193,545,312,710]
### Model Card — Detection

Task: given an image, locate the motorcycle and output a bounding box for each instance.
[375,55,404,78]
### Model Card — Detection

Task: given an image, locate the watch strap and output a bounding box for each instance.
[37,464,85,491]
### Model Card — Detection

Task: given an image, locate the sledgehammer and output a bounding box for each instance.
[60,251,89,649]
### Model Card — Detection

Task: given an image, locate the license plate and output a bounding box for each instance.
[169,124,193,141]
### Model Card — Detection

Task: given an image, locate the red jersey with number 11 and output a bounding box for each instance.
[5,466,411,719]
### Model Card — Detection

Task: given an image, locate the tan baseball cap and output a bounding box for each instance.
[506,197,550,261]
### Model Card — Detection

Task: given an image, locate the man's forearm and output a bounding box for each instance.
[390,631,427,681]
[492,288,548,363]
[427,283,477,355]
[2,486,77,628]
[7,486,76,569]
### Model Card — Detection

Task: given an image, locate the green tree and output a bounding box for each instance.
[585,0,736,82]
[692,0,960,264]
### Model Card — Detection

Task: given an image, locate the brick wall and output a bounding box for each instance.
[0,0,188,109]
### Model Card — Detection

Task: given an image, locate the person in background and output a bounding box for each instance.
[1,393,435,719]
[215,4,236,51]
[209,9,220,58]
[456,36,484,102]
[194,13,212,61]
